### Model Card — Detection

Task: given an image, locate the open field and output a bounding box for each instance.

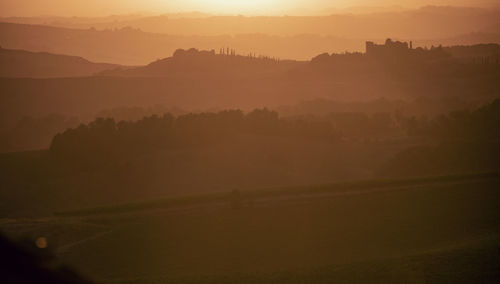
[1,175,499,283]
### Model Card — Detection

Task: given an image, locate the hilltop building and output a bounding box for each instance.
[366,39,413,57]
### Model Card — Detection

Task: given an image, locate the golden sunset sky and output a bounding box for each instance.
[0,0,498,16]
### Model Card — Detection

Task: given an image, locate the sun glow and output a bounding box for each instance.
[193,0,281,14]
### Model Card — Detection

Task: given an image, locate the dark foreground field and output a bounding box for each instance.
[1,176,500,283]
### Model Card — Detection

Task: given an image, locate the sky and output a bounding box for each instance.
[0,0,498,17]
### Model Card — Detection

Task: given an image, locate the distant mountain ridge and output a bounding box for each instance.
[0,46,119,78]
[1,38,498,80]
[1,20,499,65]
[1,6,499,38]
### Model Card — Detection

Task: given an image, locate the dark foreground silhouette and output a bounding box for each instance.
[0,233,91,284]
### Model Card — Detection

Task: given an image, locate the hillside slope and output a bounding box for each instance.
[0,46,118,78]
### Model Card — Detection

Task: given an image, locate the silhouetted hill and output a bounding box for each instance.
[444,43,500,61]
[0,22,363,64]
[418,32,500,50]
[1,42,499,138]
[2,7,500,65]
[100,48,301,77]
[101,42,500,77]
[306,40,500,86]
[0,47,119,78]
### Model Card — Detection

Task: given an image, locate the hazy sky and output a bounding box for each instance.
[0,0,498,16]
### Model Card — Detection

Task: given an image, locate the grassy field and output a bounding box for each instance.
[55,172,500,216]
[1,176,500,283]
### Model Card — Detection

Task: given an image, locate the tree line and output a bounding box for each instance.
[382,99,500,177]
[50,109,339,169]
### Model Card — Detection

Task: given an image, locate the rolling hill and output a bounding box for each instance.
[0,46,119,78]
[1,43,499,134]
[99,48,302,77]
[1,7,500,66]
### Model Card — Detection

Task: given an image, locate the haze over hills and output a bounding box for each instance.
[1,6,500,64]
[0,44,493,155]
[0,25,499,67]
[0,12,212,26]
[1,2,500,284]
[2,6,499,37]
[1,41,499,154]
[0,21,362,65]
[0,46,119,78]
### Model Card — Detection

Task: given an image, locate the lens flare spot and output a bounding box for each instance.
[36,237,48,249]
